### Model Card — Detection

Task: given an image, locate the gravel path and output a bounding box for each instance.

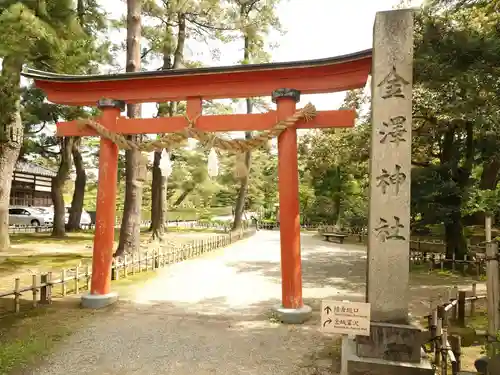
[29,231,485,375]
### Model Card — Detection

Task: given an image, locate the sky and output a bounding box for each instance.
[104,0,422,117]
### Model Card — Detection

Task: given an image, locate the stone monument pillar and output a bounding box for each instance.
[367,9,413,325]
[345,9,433,374]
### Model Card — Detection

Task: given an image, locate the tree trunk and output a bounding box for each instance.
[67,139,86,231]
[77,0,85,24]
[0,57,22,251]
[116,0,142,256]
[232,29,253,231]
[51,137,74,238]
[472,157,500,225]
[441,121,474,260]
[150,12,186,238]
[479,158,500,190]
[173,13,186,68]
[332,194,341,226]
[149,151,160,232]
[445,215,468,260]
[153,174,167,240]
[150,152,167,240]
[332,166,343,226]
[233,129,252,230]
[173,188,193,207]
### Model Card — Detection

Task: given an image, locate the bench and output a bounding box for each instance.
[322,232,348,244]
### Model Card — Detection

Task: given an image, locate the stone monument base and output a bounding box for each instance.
[344,337,434,375]
[356,322,423,362]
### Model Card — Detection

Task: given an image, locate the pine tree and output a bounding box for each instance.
[230,0,282,229]
[116,0,143,256]
[142,0,237,239]
[0,1,103,249]
[67,0,110,232]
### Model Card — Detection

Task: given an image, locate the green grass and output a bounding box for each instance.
[409,263,483,286]
[114,206,233,221]
[0,267,164,374]
[10,231,95,245]
[464,305,488,333]
[9,228,148,245]
[0,254,92,274]
[0,301,96,375]
[9,225,222,246]
[166,226,225,233]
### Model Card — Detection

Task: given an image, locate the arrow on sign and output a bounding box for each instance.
[324,306,332,314]
[323,318,332,327]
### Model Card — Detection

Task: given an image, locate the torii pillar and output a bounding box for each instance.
[81,99,124,309]
[272,88,312,323]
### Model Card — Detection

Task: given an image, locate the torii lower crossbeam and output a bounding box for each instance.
[56,107,355,136]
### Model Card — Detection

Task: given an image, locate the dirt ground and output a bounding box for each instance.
[18,231,488,375]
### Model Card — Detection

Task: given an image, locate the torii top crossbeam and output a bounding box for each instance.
[20,49,372,317]
[22,49,372,137]
[22,49,371,105]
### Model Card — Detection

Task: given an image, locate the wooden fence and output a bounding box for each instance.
[421,283,487,374]
[409,250,488,277]
[0,228,255,316]
[7,219,239,234]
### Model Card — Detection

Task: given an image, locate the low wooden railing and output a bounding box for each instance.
[7,219,242,234]
[421,282,492,374]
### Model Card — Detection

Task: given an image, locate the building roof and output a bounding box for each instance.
[15,161,56,177]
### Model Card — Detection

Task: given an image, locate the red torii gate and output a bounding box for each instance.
[23,49,371,323]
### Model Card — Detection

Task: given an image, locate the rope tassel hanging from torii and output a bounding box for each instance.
[158,149,172,177]
[76,103,317,177]
[207,148,219,177]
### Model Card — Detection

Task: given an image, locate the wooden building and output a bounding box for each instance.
[10,161,55,207]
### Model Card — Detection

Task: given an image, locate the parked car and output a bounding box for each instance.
[8,206,53,226]
[34,207,52,215]
[65,206,92,227]
[34,206,92,228]
[37,206,92,226]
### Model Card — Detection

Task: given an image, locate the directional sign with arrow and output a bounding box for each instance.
[321,300,371,336]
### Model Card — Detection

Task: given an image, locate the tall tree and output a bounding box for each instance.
[51,137,74,236]
[116,0,143,256]
[146,2,186,240]
[411,0,500,258]
[142,0,238,236]
[298,90,370,228]
[67,138,87,230]
[17,1,111,237]
[231,0,281,230]
[67,0,109,231]
[0,1,97,249]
